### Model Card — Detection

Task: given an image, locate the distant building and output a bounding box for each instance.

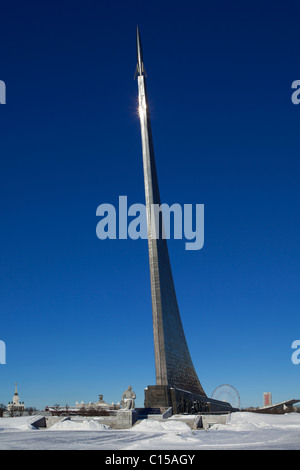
[45,394,120,415]
[7,383,25,413]
[75,394,120,411]
[263,392,272,407]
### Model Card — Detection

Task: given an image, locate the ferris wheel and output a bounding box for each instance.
[211,384,241,409]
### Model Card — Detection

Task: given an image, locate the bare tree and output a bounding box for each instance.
[0,404,6,417]
[25,407,38,416]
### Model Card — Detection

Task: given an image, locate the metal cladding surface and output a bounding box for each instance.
[136,28,206,396]
[135,26,146,78]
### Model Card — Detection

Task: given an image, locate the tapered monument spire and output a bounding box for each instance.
[134,26,146,79]
[135,27,206,397]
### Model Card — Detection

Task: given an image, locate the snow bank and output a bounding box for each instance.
[0,416,41,432]
[211,412,300,431]
[131,419,192,433]
[48,418,111,431]
[1,412,300,449]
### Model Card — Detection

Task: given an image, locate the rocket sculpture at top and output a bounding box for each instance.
[135,27,206,397]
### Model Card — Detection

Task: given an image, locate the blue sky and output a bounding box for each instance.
[0,0,299,409]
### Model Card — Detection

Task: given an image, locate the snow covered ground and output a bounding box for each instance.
[0,412,300,450]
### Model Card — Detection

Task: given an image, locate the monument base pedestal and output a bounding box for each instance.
[114,409,139,428]
[144,385,235,414]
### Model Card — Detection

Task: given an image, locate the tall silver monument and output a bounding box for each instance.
[135,28,233,412]
[135,26,205,396]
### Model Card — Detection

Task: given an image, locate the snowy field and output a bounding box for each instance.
[0,412,300,450]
